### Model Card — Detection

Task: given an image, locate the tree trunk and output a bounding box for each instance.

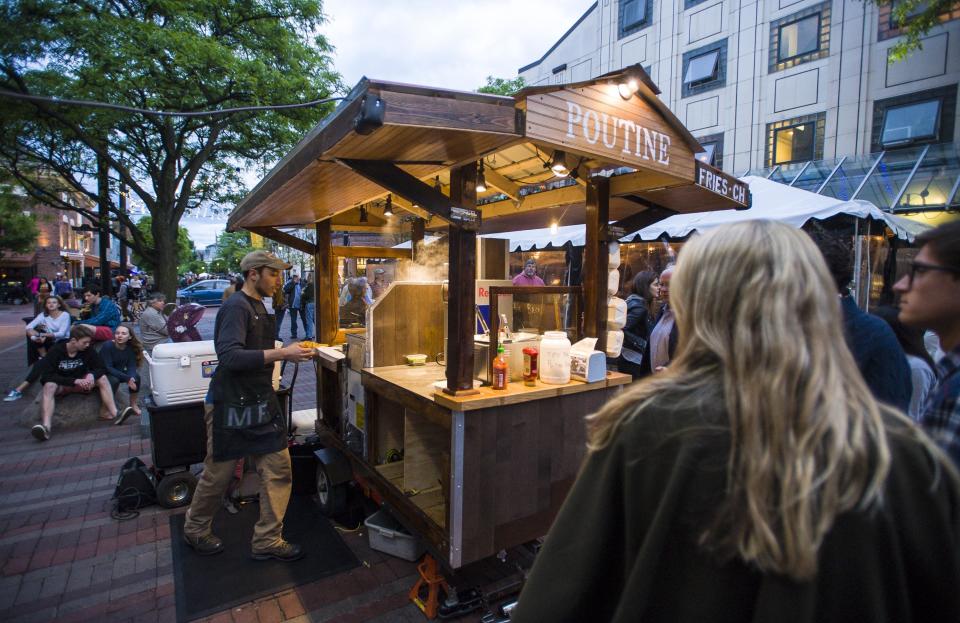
[97,155,113,296]
[150,208,180,301]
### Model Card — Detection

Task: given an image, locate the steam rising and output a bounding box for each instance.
[397,238,449,282]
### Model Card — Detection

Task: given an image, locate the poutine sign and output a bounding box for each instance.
[524,84,695,180]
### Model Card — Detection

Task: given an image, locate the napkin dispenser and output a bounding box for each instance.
[569,338,607,383]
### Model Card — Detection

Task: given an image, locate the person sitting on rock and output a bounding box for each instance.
[31,324,133,441]
[99,324,143,421]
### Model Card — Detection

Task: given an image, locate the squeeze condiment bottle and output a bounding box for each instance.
[492,345,509,390]
[522,346,538,387]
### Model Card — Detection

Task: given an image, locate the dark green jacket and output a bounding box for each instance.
[512,389,960,623]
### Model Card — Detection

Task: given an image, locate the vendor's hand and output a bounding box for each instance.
[127,378,137,389]
[280,342,314,363]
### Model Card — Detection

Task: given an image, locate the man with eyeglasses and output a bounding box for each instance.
[895,221,960,467]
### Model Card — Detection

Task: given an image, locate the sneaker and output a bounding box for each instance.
[182,532,224,556]
[251,540,304,562]
[31,424,50,442]
[4,389,23,402]
[114,407,135,426]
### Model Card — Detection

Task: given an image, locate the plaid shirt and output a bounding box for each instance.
[920,345,960,468]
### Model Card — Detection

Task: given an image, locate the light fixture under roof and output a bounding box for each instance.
[550,150,569,177]
[476,160,487,193]
[617,78,639,100]
[383,194,393,218]
[358,204,368,223]
[550,221,559,234]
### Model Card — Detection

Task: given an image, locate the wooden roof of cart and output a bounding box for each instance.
[228,65,749,234]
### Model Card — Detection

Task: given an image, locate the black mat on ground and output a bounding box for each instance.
[170,495,359,622]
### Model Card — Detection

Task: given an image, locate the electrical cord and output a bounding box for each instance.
[0,89,347,117]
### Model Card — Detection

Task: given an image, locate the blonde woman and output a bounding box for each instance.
[512,221,960,622]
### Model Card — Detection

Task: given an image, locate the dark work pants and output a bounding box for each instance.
[287,307,306,339]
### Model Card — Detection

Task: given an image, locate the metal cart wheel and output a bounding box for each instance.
[156,471,198,508]
[316,462,347,516]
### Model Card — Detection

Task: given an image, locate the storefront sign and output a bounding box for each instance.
[524,84,695,180]
[695,161,750,209]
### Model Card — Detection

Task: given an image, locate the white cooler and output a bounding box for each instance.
[146,340,283,406]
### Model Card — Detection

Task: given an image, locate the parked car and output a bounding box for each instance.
[176,279,230,306]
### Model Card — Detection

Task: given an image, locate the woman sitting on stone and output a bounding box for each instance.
[98,324,143,423]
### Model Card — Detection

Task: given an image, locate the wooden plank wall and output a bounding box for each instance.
[370,283,445,367]
[458,386,622,566]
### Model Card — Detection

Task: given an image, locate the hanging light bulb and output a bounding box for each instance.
[434,176,442,191]
[358,204,368,223]
[550,150,569,177]
[476,160,487,193]
[550,221,559,234]
[383,194,393,217]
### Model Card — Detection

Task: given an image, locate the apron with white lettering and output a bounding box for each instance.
[211,297,285,461]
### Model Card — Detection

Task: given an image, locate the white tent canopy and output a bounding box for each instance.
[626,176,929,242]
[481,176,929,251]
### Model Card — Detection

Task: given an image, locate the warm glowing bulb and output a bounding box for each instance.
[550,222,559,234]
[617,78,638,99]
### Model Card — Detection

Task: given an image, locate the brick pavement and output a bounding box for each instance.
[0,303,484,623]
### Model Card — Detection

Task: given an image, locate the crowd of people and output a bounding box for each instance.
[3,272,167,441]
[513,219,960,621]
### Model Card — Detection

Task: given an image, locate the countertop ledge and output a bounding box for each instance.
[362,362,630,412]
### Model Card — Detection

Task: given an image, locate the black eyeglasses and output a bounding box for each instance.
[904,260,960,287]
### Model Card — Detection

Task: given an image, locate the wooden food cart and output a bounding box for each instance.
[226,66,749,574]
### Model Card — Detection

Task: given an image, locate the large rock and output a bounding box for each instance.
[19,384,137,430]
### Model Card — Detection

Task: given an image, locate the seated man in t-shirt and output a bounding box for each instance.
[32,324,133,441]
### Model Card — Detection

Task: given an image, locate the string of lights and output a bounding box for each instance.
[0,89,347,117]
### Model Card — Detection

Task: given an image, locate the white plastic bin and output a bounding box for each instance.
[364,508,425,561]
[146,340,282,406]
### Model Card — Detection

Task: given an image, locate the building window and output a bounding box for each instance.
[879,0,960,41]
[871,84,957,152]
[881,100,940,146]
[685,0,709,9]
[765,112,826,167]
[769,2,831,73]
[681,39,727,98]
[695,132,725,170]
[619,0,653,38]
[778,14,820,62]
[685,50,719,84]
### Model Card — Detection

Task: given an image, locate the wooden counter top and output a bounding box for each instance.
[362,362,631,412]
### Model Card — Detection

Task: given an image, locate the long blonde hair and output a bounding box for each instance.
[588,220,891,581]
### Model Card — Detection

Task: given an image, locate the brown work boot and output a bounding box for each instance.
[251,540,304,562]
[182,532,224,556]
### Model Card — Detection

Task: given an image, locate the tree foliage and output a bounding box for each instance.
[131,216,194,274]
[214,230,266,273]
[477,76,527,96]
[0,184,38,261]
[0,0,342,297]
[873,0,958,60]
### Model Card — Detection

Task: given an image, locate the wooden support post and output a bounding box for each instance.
[583,177,610,353]
[316,221,338,346]
[411,218,425,261]
[444,164,478,396]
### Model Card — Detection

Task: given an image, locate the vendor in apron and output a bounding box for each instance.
[182,250,314,560]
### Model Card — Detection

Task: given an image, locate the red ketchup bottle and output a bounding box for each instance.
[522,346,539,387]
